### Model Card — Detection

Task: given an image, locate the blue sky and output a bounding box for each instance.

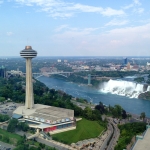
[0,0,150,56]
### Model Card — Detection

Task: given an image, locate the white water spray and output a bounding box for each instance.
[100,79,149,98]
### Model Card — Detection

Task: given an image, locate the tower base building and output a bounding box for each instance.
[13,104,75,134]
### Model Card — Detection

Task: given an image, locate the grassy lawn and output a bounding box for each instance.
[52,118,104,144]
[0,128,21,140]
[0,128,22,145]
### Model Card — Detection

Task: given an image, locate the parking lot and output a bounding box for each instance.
[0,141,15,150]
[0,102,23,117]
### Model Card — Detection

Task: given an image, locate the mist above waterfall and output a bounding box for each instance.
[100,79,150,98]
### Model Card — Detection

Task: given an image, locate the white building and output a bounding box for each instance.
[57,59,61,63]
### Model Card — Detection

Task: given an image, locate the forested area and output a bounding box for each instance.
[0,76,25,101]
[0,76,107,127]
[7,119,29,133]
[134,77,145,83]
[51,74,87,84]
[115,122,146,150]
[75,70,137,78]
[0,114,10,122]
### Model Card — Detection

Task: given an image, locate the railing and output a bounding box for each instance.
[40,131,51,140]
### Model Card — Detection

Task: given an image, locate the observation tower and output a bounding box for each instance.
[13,46,75,135]
[20,46,37,109]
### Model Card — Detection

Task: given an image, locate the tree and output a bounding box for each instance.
[39,143,45,149]
[122,110,127,119]
[7,119,18,133]
[140,112,146,121]
[127,114,132,120]
[0,114,10,122]
[83,107,93,120]
[0,97,5,102]
[17,138,25,145]
[95,102,105,114]
[17,122,29,131]
[3,136,9,143]
[14,144,29,150]
[113,105,122,118]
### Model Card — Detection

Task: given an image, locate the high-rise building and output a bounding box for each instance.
[124,57,128,65]
[0,65,6,78]
[20,46,37,109]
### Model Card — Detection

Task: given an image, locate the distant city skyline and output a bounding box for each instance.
[0,0,150,56]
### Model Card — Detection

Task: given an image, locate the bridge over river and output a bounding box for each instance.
[31,72,73,79]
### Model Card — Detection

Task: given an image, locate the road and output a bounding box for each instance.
[0,141,15,150]
[16,130,75,150]
[107,118,120,150]
[36,137,70,150]
[99,123,113,150]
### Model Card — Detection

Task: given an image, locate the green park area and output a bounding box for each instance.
[0,128,56,150]
[52,118,104,144]
[0,128,22,145]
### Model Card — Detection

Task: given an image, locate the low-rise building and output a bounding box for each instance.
[132,125,150,150]
[13,104,76,134]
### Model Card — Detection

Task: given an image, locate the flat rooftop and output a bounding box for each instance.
[132,127,150,150]
[13,104,74,124]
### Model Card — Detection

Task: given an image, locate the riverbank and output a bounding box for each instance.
[38,76,150,117]
[50,74,109,88]
[138,91,150,100]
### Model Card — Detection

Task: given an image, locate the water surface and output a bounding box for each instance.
[38,76,150,117]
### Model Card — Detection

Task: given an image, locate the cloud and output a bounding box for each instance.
[13,0,125,18]
[133,8,144,14]
[100,7,125,16]
[123,4,134,10]
[133,0,141,6]
[105,19,129,26]
[123,0,144,14]
[54,25,99,34]
[54,25,69,32]
[123,0,142,9]
[6,32,13,36]
[51,23,150,56]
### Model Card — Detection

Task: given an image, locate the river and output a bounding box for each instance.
[38,76,150,117]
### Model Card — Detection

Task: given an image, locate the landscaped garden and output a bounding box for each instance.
[52,118,104,144]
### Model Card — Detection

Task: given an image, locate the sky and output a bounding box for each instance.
[0,0,150,56]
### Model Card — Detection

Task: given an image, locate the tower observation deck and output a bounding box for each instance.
[20,46,37,109]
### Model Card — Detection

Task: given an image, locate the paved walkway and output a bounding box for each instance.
[0,141,15,150]
[16,130,77,150]
[50,140,77,150]
[79,129,111,150]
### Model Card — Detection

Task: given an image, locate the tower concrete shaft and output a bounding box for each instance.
[20,46,37,109]
[25,58,34,109]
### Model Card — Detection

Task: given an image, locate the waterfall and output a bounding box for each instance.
[100,79,147,98]
[147,86,150,92]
